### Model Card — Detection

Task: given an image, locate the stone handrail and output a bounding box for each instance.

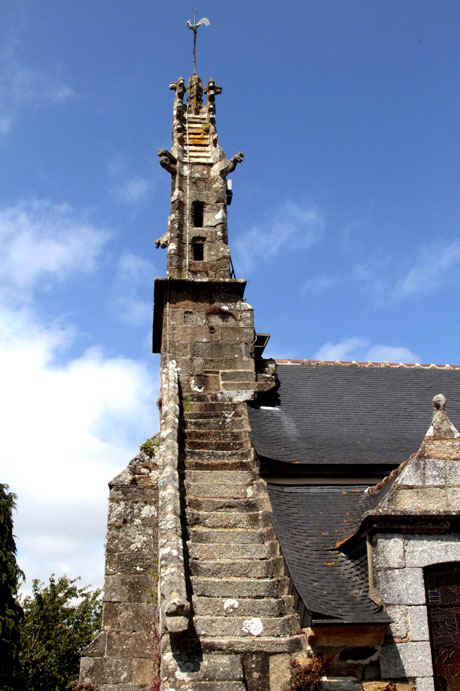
[158,360,190,633]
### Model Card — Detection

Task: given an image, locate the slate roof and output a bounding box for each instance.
[249,360,460,466]
[268,482,388,624]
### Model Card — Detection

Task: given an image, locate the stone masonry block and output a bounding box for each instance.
[405,535,460,567]
[103,657,133,684]
[446,460,460,485]
[408,605,429,641]
[103,602,155,632]
[416,678,435,691]
[447,487,460,511]
[104,574,155,604]
[132,658,155,685]
[80,657,104,684]
[380,641,433,677]
[106,631,153,659]
[374,536,405,569]
[424,459,446,485]
[392,487,447,513]
[375,567,425,605]
[398,460,424,486]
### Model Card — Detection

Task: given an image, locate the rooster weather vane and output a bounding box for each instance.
[186,10,210,74]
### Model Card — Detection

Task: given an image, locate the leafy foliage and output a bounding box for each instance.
[0,484,23,691]
[19,575,102,690]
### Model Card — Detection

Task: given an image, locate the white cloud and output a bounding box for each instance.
[301,273,339,295]
[0,40,75,134]
[0,199,158,592]
[118,252,154,282]
[0,200,108,295]
[314,337,419,363]
[112,176,152,204]
[0,304,158,592]
[234,201,324,272]
[397,240,460,297]
[116,296,152,326]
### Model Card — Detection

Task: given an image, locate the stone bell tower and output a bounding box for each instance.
[153,72,257,398]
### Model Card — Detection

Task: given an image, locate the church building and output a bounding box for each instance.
[79,32,460,691]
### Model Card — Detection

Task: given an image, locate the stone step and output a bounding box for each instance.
[185,470,254,484]
[186,430,248,442]
[199,634,305,654]
[193,595,293,618]
[190,557,284,579]
[184,458,256,472]
[184,481,253,499]
[188,541,279,561]
[186,510,269,530]
[189,526,275,545]
[185,444,251,453]
[186,496,260,513]
[184,417,247,429]
[185,406,245,419]
[161,652,243,682]
[194,614,298,638]
[191,576,289,598]
[185,448,252,460]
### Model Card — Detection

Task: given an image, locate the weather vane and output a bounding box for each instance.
[186,10,210,74]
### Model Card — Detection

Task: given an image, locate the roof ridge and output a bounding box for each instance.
[274,358,460,370]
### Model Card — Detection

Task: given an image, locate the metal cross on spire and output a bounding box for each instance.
[186,10,210,74]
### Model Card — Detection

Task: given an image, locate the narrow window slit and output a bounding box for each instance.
[192,200,204,227]
[192,239,205,261]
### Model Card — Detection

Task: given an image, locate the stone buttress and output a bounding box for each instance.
[153,75,305,690]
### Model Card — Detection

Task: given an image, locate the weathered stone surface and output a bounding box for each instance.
[192,596,290,617]
[103,602,155,631]
[199,634,305,654]
[375,568,425,605]
[162,652,243,681]
[373,536,405,569]
[380,641,433,677]
[106,631,153,659]
[269,653,291,691]
[82,631,107,657]
[405,535,460,567]
[408,605,429,641]
[416,678,435,691]
[194,614,297,637]
[385,605,409,640]
[104,574,155,603]
[424,459,447,484]
[192,576,288,598]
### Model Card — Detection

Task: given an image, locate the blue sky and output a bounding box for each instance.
[1,0,460,590]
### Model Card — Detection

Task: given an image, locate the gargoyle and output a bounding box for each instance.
[212,152,244,178]
[155,231,170,249]
[157,149,177,175]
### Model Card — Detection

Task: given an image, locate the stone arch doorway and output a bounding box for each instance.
[425,562,460,690]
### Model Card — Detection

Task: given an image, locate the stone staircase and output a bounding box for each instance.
[185,113,212,164]
[161,393,303,689]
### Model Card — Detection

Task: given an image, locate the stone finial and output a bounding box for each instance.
[204,78,222,115]
[169,77,186,103]
[187,73,203,114]
[425,393,460,439]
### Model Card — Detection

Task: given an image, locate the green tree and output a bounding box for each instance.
[0,484,23,691]
[19,575,102,691]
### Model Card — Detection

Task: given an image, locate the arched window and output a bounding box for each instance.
[425,562,460,690]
